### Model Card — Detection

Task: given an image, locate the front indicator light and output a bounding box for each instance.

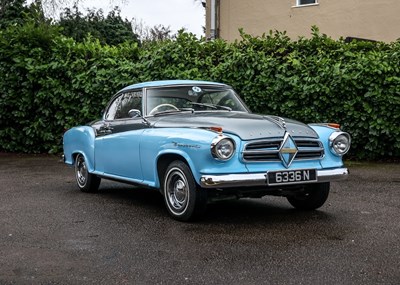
[211,136,235,160]
[329,132,351,156]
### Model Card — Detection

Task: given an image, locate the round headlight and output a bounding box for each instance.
[211,136,235,160]
[329,132,351,156]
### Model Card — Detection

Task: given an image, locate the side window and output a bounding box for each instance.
[116,92,142,119]
[296,0,317,6]
[105,96,122,120]
[105,91,143,120]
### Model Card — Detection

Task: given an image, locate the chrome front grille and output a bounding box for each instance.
[242,138,324,162]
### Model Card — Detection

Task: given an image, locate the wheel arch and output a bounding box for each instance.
[72,151,95,173]
[156,152,198,191]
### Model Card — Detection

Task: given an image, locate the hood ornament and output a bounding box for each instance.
[268,116,287,131]
[279,117,287,130]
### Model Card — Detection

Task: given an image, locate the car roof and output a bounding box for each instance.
[119,80,228,92]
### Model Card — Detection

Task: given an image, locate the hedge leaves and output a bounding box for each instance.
[0,23,399,159]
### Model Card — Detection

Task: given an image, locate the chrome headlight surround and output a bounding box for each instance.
[329,131,351,156]
[211,135,236,161]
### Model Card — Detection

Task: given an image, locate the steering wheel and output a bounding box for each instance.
[149,104,179,115]
[217,94,234,107]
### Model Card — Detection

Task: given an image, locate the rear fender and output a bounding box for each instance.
[63,126,96,172]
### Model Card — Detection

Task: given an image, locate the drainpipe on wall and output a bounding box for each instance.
[210,0,218,39]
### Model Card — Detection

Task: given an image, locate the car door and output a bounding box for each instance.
[94,90,148,181]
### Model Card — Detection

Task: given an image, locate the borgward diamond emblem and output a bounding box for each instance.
[279,132,298,168]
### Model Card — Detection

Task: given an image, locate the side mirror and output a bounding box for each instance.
[128,109,141,118]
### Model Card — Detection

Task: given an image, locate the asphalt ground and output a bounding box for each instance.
[0,153,399,284]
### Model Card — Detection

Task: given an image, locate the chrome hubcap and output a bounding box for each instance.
[76,156,87,187]
[165,168,189,213]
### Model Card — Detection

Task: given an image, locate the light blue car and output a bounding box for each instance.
[63,80,351,221]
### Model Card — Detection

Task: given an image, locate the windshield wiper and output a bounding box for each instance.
[189,102,232,111]
[152,108,194,116]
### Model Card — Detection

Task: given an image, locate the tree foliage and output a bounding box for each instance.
[58,5,139,45]
[131,18,175,43]
[0,0,47,28]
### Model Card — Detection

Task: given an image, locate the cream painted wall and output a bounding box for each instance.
[206,0,400,42]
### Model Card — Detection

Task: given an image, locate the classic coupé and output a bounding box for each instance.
[63,80,351,221]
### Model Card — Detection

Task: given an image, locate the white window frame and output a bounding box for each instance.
[294,0,319,7]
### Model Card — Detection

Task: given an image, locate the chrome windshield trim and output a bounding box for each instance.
[200,168,349,188]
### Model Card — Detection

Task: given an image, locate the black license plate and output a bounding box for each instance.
[267,169,317,186]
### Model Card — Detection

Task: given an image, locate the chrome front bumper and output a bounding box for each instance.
[200,168,349,188]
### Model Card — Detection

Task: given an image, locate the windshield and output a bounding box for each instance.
[145,85,249,116]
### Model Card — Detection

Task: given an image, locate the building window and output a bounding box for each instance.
[297,0,318,6]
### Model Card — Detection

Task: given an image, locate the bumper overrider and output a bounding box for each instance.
[200,168,349,188]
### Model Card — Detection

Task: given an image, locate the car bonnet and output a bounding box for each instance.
[150,112,319,140]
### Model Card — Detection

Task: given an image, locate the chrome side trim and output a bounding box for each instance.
[200,168,349,188]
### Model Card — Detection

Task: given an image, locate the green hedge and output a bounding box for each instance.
[0,24,399,159]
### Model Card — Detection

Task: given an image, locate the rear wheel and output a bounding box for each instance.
[287,182,330,210]
[74,154,101,192]
[163,160,207,221]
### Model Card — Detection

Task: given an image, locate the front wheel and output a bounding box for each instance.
[287,182,330,210]
[74,154,101,193]
[163,160,207,221]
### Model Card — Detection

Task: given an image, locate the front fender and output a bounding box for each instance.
[309,124,347,168]
[151,148,198,189]
[139,128,247,188]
